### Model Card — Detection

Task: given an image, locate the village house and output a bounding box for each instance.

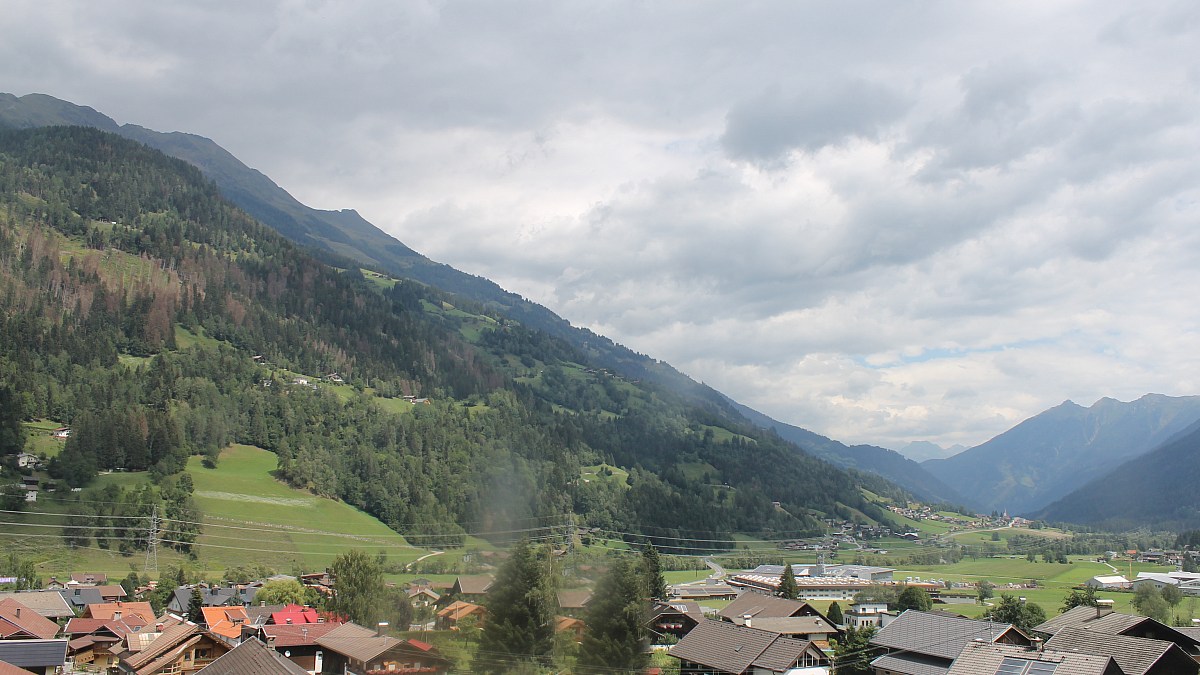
[0,598,59,640]
[270,604,322,626]
[647,600,705,643]
[0,639,68,674]
[555,589,592,618]
[116,622,233,675]
[83,601,156,625]
[193,636,309,675]
[405,587,440,608]
[1034,601,1200,661]
[0,591,74,620]
[200,606,250,644]
[1044,627,1199,675]
[314,622,452,675]
[716,591,833,628]
[71,573,108,586]
[447,575,493,604]
[869,610,1031,675]
[63,616,149,671]
[435,601,485,631]
[249,620,343,674]
[946,641,1122,675]
[555,616,586,643]
[168,584,260,613]
[669,619,830,675]
[843,601,895,629]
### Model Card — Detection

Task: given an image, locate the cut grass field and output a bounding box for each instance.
[187,444,423,574]
[0,444,425,581]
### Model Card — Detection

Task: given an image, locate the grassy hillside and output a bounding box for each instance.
[187,444,422,573]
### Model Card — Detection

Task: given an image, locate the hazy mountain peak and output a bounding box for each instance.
[923,393,1200,514]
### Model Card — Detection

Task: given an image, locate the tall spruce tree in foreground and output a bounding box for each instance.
[578,557,648,673]
[778,563,799,600]
[642,544,667,601]
[476,539,554,674]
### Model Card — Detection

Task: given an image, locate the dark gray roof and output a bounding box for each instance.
[1035,606,1147,636]
[198,637,309,675]
[871,610,1020,662]
[169,586,260,612]
[946,642,1121,675]
[870,652,952,675]
[669,619,814,674]
[1033,606,1200,649]
[62,587,104,607]
[717,591,811,623]
[0,639,68,668]
[1043,626,1196,675]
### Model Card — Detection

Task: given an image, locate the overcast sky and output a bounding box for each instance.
[4,1,1200,451]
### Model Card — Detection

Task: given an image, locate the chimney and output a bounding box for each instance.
[14,608,18,618]
[1096,599,1114,618]
[376,621,389,637]
[114,611,121,620]
[1029,637,1043,652]
[742,614,753,629]
[286,618,293,625]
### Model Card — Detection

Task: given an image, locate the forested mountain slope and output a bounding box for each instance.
[0,126,904,556]
[1035,419,1200,530]
[0,93,962,503]
[923,394,1200,515]
[0,93,705,405]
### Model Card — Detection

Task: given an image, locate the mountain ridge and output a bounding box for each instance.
[1035,417,1200,530]
[922,393,1200,515]
[0,91,958,503]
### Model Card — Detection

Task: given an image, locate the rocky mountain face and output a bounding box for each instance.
[922,394,1200,514]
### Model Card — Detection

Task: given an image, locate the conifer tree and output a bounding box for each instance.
[642,544,667,601]
[187,587,204,624]
[476,539,554,674]
[778,563,799,600]
[578,557,648,673]
[827,601,843,626]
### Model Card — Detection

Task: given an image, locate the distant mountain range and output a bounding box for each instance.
[895,440,966,463]
[922,394,1200,515]
[729,400,969,506]
[1036,419,1200,530]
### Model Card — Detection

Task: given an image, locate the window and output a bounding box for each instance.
[996,657,1058,675]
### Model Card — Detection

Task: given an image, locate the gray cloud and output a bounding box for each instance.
[720,80,910,163]
[4,0,1200,448]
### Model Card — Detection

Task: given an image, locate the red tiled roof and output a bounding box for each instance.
[0,598,60,639]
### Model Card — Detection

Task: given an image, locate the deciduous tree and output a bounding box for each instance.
[895,586,932,613]
[983,594,1047,632]
[329,549,386,626]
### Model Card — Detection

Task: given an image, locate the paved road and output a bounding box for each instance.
[704,557,727,580]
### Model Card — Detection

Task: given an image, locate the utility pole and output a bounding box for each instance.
[145,504,160,576]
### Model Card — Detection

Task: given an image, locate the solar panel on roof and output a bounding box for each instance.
[997,656,1058,675]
